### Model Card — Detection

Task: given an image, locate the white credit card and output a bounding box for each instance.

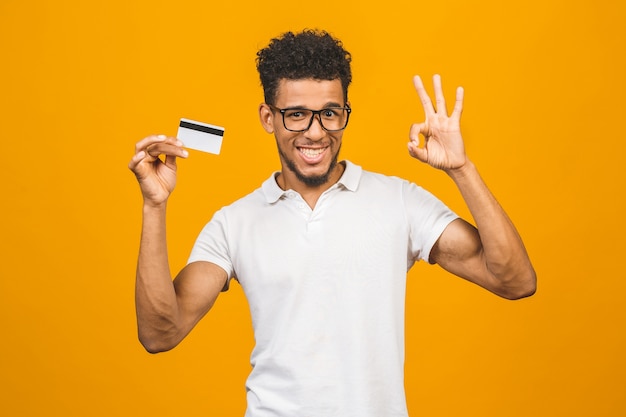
[177,118,225,154]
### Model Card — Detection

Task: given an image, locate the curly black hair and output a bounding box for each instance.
[256,29,352,105]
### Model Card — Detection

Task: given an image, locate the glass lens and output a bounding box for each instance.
[283,109,313,131]
[283,108,348,131]
[319,108,347,131]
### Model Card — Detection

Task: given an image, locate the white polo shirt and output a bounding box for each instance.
[188,161,458,417]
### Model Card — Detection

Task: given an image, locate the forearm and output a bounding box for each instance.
[135,203,182,352]
[446,160,536,297]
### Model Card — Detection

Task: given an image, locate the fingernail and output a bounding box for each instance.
[157,134,167,139]
[182,150,189,157]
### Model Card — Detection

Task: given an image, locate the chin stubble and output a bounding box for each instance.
[279,145,341,187]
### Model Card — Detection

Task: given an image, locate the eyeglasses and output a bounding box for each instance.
[268,104,351,132]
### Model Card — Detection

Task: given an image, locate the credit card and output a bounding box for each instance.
[177,118,225,154]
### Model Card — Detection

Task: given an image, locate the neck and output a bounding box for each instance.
[277,161,345,208]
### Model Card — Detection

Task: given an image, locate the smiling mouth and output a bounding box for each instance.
[298,147,327,158]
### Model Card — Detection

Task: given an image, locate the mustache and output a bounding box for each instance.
[295,142,331,148]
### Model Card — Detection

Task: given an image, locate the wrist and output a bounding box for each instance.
[445,159,476,181]
[143,199,168,213]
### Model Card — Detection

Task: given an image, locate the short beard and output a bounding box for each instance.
[279,145,341,187]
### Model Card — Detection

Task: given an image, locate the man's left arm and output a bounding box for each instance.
[409,75,536,299]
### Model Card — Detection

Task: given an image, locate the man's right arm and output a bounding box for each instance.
[135,205,227,353]
[129,135,227,353]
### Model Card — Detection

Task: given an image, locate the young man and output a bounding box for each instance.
[128,29,536,417]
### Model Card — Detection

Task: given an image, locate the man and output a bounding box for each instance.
[128,29,536,416]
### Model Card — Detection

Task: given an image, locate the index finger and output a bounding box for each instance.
[134,134,170,153]
[413,75,435,116]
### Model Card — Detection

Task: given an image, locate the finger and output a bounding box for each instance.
[409,122,423,142]
[134,134,169,153]
[451,86,464,121]
[145,144,158,159]
[128,150,147,171]
[146,140,188,159]
[433,74,447,115]
[407,141,428,163]
[164,152,179,168]
[413,75,435,116]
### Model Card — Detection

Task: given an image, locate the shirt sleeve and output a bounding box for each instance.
[402,181,459,267]
[187,208,235,291]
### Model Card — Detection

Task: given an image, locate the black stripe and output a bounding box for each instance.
[179,121,224,136]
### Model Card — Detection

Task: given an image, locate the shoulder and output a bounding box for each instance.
[219,173,278,213]
[344,160,410,193]
[345,160,455,217]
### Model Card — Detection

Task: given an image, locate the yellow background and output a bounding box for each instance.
[1,0,625,415]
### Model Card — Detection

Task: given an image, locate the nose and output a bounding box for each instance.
[305,114,325,141]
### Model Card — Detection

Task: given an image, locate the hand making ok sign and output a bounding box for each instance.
[408,74,467,172]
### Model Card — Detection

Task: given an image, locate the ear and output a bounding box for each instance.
[259,103,274,134]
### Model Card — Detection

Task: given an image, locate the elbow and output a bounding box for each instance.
[498,267,537,300]
[502,284,536,300]
[138,328,181,354]
[140,338,176,354]
[136,311,185,353]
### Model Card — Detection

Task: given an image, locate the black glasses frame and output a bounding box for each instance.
[268,104,352,132]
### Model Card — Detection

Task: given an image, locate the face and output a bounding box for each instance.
[259,78,347,189]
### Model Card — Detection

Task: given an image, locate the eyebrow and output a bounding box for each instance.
[281,102,345,110]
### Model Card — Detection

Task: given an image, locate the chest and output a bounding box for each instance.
[229,191,409,295]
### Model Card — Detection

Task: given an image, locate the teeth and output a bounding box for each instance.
[299,148,324,157]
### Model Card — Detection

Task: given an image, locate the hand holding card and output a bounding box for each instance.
[177,118,225,154]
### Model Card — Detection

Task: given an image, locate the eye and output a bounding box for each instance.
[322,108,340,118]
[284,110,309,120]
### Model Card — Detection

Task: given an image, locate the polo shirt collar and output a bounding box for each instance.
[337,160,361,192]
[261,160,362,204]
